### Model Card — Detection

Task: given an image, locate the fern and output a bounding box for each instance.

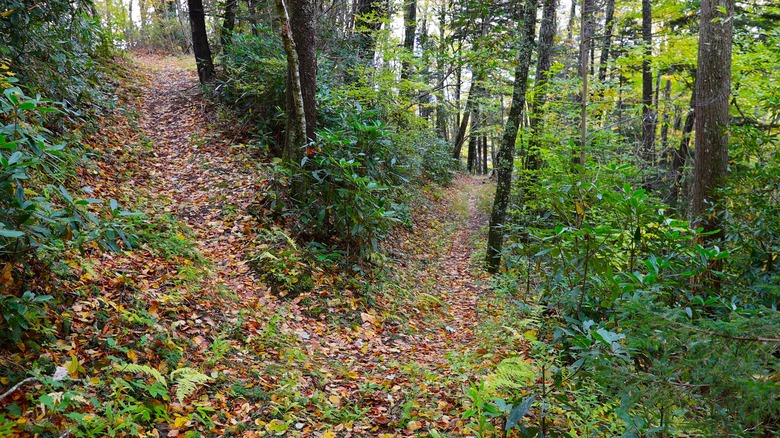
[485,356,535,392]
[170,367,212,403]
[114,363,168,388]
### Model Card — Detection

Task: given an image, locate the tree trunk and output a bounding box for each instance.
[641,0,655,164]
[527,0,556,171]
[567,0,576,42]
[578,0,594,167]
[659,77,672,152]
[690,0,733,233]
[221,0,238,49]
[401,0,417,81]
[481,135,488,175]
[486,0,538,273]
[188,0,215,83]
[452,74,482,162]
[597,0,614,82]
[286,0,317,143]
[276,0,308,166]
[667,84,695,207]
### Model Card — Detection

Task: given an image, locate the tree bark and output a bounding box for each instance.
[667,84,695,207]
[486,0,538,273]
[578,0,594,167]
[188,0,215,83]
[276,0,308,166]
[527,0,556,171]
[690,0,733,233]
[597,0,615,82]
[641,0,656,164]
[452,74,482,162]
[286,0,317,143]
[401,0,417,81]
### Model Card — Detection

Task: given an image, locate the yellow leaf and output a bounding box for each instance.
[320,431,336,438]
[0,377,8,385]
[1,9,14,17]
[173,416,188,428]
[66,354,80,377]
[127,349,139,363]
[328,395,342,406]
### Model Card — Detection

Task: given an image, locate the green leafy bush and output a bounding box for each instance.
[489,161,780,435]
[217,28,286,152]
[0,77,134,345]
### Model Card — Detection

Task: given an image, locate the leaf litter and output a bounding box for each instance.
[0,55,527,437]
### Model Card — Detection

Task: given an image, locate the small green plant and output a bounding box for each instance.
[0,291,54,343]
[248,227,314,296]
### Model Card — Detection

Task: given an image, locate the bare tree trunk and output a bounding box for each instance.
[481,135,488,175]
[527,0,556,171]
[690,0,733,233]
[401,0,417,80]
[597,0,614,82]
[276,0,308,165]
[567,0,576,42]
[286,0,317,142]
[188,0,214,83]
[641,0,656,164]
[578,0,594,167]
[452,74,482,162]
[486,0,538,273]
[667,84,695,207]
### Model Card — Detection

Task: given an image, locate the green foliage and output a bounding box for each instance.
[248,227,314,296]
[0,291,53,342]
[0,77,135,346]
[217,28,286,152]
[0,0,115,112]
[493,160,780,435]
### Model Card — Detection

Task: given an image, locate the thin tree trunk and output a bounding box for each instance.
[668,84,695,207]
[660,77,672,152]
[641,0,655,164]
[452,74,482,161]
[481,135,488,175]
[527,0,556,171]
[578,0,594,167]
[486,0,538,273]
[567,0,576,42]
[598,0,615,82]
[401,0,417,80]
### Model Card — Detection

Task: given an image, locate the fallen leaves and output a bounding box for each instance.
[0,55,527,438]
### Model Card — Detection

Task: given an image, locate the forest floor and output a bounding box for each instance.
[1,55,528,437]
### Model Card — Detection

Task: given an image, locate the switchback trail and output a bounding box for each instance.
[88,55,514,436]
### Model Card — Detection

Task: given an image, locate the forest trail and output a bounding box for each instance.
[101,55,506,436]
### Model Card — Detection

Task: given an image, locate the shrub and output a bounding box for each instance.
[0,77,134,345]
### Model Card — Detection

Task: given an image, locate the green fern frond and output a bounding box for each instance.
[485,356,535,392]
[170,367,212,403]
[114,363,168,388]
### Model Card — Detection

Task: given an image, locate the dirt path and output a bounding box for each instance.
[126,56,498,436]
